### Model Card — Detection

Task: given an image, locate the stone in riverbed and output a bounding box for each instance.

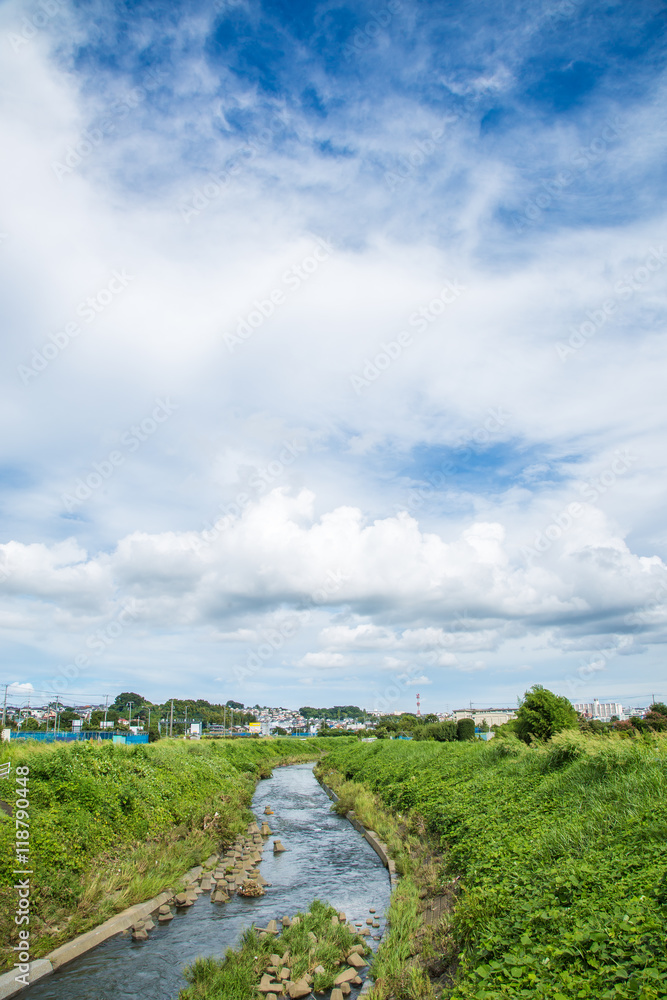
[331,991,344,1000]
[338,912,346,922]
[333,968,358,986]
[158,913,173,923]
[261,822,272,836]
[158,903,171,915]
[287,979,311,998]
[132,927,148,941]
[340,985,351,997]
[347,953,367,969]
[273,840,286,853]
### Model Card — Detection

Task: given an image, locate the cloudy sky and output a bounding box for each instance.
[1,0,666,713]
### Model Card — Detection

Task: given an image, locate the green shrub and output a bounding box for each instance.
[456,718,475,741]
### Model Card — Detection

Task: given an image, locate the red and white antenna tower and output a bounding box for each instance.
[416,693,421,717]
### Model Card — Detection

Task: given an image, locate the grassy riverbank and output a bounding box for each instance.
[322,733,667,1000]
[0,737,336,972]
[316,762,455,1000]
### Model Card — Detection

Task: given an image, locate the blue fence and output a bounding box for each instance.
[9,731,149,744]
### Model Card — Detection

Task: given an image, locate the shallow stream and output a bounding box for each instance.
[22,762,390,999]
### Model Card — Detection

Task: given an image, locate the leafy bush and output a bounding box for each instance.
[456,719,475,741]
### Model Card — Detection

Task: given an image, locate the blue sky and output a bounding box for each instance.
[0,0,666,713]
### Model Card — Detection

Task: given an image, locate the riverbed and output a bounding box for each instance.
[22,762,391,999]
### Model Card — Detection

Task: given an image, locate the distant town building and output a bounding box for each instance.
[453,709,516,727]
[573,699,623,720]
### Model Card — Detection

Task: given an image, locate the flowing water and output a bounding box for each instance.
[23,762,391,999]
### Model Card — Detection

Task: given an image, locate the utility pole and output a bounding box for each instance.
[1,683,7,729]
[223,704,226,735]
[147,708,151,734]
[126,702,134,729]
[169,699,174,738]
[103,695,109,730]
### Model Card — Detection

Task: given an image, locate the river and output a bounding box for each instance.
[22,762,391,999]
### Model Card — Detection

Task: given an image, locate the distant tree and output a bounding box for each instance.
[422,714,439,724]
[58,711,80,731]
[640,710,667,732]
[515,685,578,742]
[226,700,244,710]
[273,727,289,736]
[479,718,490,733]
[21,717,43,731]
[112,692,146,712]
[457,718,476,741]
[649,702,667,717]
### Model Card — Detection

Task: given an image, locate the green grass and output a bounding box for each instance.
[322,731,667,999]
[0,737,344,971]
[179,899,369,999]
[316,764,451,999]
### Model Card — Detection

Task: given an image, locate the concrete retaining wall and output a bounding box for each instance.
[0,863,205,997]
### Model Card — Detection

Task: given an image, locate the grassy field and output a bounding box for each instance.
[0,737,338,971]
[323,732,667,1000]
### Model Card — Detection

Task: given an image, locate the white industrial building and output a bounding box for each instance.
[573,699,624,720]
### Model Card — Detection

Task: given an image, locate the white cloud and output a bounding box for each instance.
[0,0,666,708]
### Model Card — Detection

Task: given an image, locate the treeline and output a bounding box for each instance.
[299,705,366,720]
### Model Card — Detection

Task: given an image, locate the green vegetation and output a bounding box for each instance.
[0,737,332,972]
[413,722,457,742]
[180,900,370,999]
[323,730,667,999]
[456,719,475,741]
[514,684,578,741]
[316,764,453,1000]
[300,704,366,720]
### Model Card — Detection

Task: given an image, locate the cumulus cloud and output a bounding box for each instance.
[1,0,666,706]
